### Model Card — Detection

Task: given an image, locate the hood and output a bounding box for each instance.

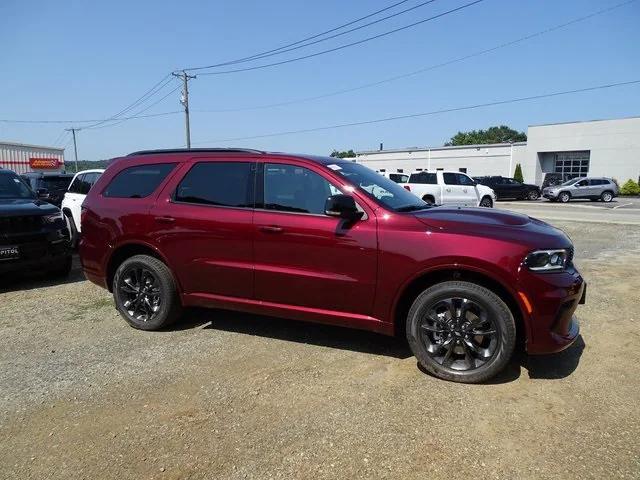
[413,207,572,249]
[476,184,495,196]
[0,198,60,217]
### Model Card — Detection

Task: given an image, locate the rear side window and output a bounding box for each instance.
[103,164,175,198]
[175,162,253,207]
[68,174,88,194]
[409,172,437,184]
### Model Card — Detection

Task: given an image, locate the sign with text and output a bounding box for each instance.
[29,157,61,169]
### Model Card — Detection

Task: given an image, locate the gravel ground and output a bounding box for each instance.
[1,221,639,479]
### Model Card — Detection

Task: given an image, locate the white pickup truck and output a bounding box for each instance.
[403,170,496,207]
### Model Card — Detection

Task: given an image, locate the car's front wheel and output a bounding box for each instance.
[406,281,516,383]
[558,192,571,203]
[113,254,183,330]
[479,196,493,208]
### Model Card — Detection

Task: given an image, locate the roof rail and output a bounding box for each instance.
[126,148,265,157]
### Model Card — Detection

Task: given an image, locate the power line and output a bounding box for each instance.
[0,108,181,125]
[192,79,640,144]
[194,0,638,113]
[183,0,413,71]
[197,0,486,75]
[186,0,438,71]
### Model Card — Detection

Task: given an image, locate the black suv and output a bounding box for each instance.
[21,172,73,207]
[474,176,541,201]
[0,169,71,278]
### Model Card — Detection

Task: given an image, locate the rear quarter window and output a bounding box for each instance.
[103,164,176,198]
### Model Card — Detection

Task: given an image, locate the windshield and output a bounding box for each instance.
[560,178,581,186]
[0,172,36,199]
[331,162,430,212]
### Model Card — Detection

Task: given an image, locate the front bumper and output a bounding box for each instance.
[0,230,71,275]
[542,191,559,200]
[519,267,585,355]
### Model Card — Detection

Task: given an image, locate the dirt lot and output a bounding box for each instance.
[1,219,639,480]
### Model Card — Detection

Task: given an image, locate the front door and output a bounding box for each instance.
[253,161,377,316]
[442,172,477,206]
[151,160,256,298]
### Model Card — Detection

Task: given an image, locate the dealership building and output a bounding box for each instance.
[0,141,65,174]
[355,116,640,185]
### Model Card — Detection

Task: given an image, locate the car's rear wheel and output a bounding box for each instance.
[558,192,571,203]
[527,190,540,201]
[479,196,493,208]
[113,254,182,330]
[601,190,613,202]
[406,281,516,383]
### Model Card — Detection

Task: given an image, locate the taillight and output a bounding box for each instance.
[403,185,411,191]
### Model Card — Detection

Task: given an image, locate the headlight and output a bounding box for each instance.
[43,212,64,224]
[524,249,568,272]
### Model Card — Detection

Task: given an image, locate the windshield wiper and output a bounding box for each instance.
[395,204,431,212]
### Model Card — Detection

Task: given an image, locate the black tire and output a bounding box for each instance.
[479,196,493,208]
[422,195,435,205]
[527,190,540,201]
[64,212,79,249]
[600,190,614,203]
[113,254,182,330]
[558,192,571,203]
[406,281,516,383]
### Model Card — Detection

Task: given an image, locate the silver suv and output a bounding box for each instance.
[543,177,618,203]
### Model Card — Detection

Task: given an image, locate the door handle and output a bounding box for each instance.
[445,188,451,192]
[259,225,283,233]
[155,216,176,224]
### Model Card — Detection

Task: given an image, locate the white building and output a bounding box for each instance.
[0,141,65,174]
[355,116,640,185]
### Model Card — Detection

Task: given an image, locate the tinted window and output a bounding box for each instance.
[443,173,458,185]
[68,174,88,194]
[264,164,339,215]
[575,180,588,187]
[175,162,252,207]
[42,176,73,191]
[0,172,34,199]
[388,173,408,183]
[104,164,175,199]
[409,172,437,184]
[457,174,475,186]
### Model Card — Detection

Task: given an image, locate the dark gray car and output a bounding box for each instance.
[542,177,618,203]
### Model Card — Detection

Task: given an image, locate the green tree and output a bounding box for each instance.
[330,149,356,159]
[445,125,527,146]
[619,179,640,196]
[513,163,524,183]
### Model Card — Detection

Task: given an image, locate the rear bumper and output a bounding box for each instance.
[519,268,585,355]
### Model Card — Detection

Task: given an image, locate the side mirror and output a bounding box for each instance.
[36,188,50,199]
[325,194,363,221]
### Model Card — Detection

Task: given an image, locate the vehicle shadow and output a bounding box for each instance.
[174,307,412,359]
[0,257,85,293]
[523,335,585,380]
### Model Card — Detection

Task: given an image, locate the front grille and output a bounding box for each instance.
[0,216,43,234]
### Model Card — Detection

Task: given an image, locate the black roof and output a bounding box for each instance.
[127,148,265,156]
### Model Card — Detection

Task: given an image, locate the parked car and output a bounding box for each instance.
[20,172,74,207]
[61,169,104,246]
[0,169,71,278]
[404,170,496,207]
[542,177,618,203]
[473,176,540,201]
[79,149,585,384]
[377,171,409,184]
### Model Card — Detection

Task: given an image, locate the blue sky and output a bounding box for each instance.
[1,0,639,161]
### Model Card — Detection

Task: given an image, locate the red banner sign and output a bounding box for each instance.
[29,157,61,169]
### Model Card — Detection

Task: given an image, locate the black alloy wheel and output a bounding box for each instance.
[113,254,182,330]
[406,281,515,383]
[479,196,493,208]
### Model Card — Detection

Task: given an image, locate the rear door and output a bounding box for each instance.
[66,173,88,230]
[150,159,256,299]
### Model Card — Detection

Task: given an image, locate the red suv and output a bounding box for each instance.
[80,149,585,383]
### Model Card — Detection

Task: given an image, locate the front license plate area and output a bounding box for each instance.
[0,245,20,261]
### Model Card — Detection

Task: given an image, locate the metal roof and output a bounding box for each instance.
[356,141,527,155]
[0,141,65,152]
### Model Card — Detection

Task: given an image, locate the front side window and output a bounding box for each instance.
[457,174,475,186]
[263,164,339,215]
[104,164,176,199]
[175,162,253,207]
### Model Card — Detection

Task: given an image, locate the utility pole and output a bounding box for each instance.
[172,70,196,148]
[65,127,80,172]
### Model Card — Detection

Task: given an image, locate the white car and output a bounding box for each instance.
[61,169,104,246]
[404,170,496,207]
